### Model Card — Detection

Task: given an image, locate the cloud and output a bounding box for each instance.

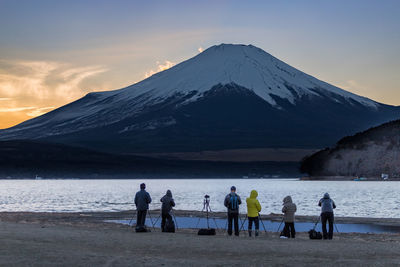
[144,60,176,78]
[0,107,36,112]
[26,107,55,117]
[336,80,365,91]
[0,59,108,128]
[198,47,204,53]
[0,60,108,101]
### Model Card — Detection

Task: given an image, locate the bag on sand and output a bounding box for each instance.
[308,229,322,239]
[198,228,216,235]
[164,219,175,233]
[135,225,150,233]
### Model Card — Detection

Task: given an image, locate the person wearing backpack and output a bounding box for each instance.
[318,192,336,240]
[282,195,297,238]
[246,190,262,237]
[134,183,152,229]
[160,190,176,232]
[224,186,242,236]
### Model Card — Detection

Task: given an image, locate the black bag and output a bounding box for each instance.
[198,228,216,235]
[135,225,149,233]
[164,219,175,233]
[308,229,322,239]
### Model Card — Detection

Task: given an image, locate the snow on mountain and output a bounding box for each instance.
[0,44,397,153]
[111,43,378,108]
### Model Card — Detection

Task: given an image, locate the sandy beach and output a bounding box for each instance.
[1,211,400,266]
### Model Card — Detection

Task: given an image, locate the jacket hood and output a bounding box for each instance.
[250,190,258,199]
[323,193,330,199]
[283,195,292,204]
[166,190,172,197]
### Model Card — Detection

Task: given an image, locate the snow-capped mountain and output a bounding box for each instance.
[0,44,398,153]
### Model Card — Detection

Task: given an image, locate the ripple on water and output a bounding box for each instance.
[0,179,399,218]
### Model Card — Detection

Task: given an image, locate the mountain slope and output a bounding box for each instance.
[300,120,400,177]
[0,44,398,154]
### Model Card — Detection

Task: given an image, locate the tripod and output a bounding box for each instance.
[196,195,219,229]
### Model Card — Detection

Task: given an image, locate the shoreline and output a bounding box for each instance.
[301,176,400,181]
[1,210,400,227]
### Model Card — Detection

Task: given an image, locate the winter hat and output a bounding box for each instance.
[231,186,236,191]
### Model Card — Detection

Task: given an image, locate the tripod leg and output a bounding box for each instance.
[223,219,227,232]
[276,218,284,232]
[172,212,179,230]
[212,217,219,230]
[128,210,136,226]
[147,210,156,230]
[239,215,247,232]
[313,216,321,230]
[153,215,161,227]
[334,221,340,233]
[258,215,267,233]
[196,208,205,228]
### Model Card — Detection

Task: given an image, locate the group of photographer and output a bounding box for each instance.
[134,183,337,239]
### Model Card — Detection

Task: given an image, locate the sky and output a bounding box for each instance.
[0,0,399,129]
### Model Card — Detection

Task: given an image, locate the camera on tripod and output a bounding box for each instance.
[197,194,217,235]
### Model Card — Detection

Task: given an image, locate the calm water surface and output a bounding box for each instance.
[0,179,399,218]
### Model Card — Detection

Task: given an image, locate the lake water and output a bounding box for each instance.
[0,179,399,218]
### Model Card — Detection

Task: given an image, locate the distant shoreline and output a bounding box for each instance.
[301,176,400,181]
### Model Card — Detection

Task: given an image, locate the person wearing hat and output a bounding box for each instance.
[318,192,336,239]
[134,183,152,228]
[224,186,242,236]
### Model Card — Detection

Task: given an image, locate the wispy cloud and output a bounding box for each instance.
[144,60,176,78]
[26,106,55,117]
[0,60,108,100]
[336,80,365,91]
[0,107,36,112]
[0,59,108,128]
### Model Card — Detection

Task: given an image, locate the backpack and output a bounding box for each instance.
[308,229,322,239]
[164,218,175,233]
[230,195,239,210]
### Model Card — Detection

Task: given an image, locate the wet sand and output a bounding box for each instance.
[1,211,400,266]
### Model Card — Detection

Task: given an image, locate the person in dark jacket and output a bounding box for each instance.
[134,183,152,228]
[318,192,336,239]
[160,190,175,231]
[224,186,242,236]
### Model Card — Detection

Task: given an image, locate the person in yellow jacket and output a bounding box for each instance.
[246,190,262,237]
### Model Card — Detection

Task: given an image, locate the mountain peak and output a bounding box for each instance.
[114,43,377,109]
